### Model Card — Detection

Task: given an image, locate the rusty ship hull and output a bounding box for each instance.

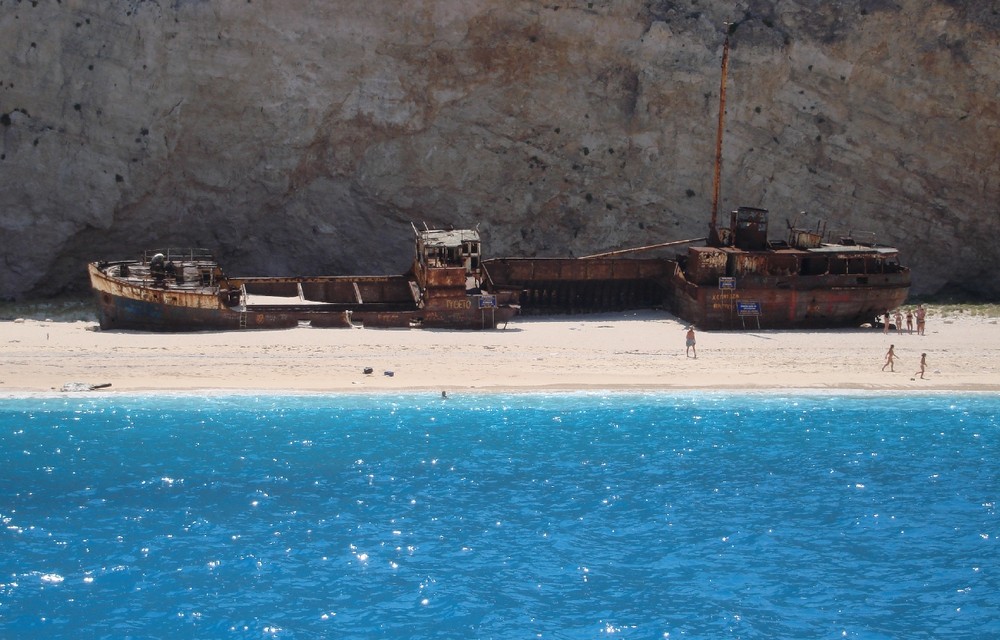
[481,250,910,330]
[664,207,910,329]
[89,263,344,332]
[667,277,911,330]
[666,254,911,330]
[89,229,519,332]
[481,257,673,315]
[481,208,910,329]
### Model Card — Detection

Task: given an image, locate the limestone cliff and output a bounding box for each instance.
[1,0,998,300]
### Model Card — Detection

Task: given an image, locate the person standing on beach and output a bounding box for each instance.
[915,304,926,335]
[914,353,927,379]
[894,309,903,335]
[882,344,898,372]
[883,312,890,334]
[685,326,697,359]
[906,309,914,334]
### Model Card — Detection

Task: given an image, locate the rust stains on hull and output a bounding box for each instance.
[89,229,519,332]
[667,268,911,330]
[481,257,672,315]
[481,208,911,330]
[89,263,350,332]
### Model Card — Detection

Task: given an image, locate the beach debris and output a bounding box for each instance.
[384,370,394,377]
[363,367,374,375]
[60,382,113,392]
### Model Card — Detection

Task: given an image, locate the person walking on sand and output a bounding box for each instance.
[894,309,903,335]
[914,352,927,379]
[915,304,926,335]
[685,326,697,359]
[882,344,898,372]
[906,308,914,334]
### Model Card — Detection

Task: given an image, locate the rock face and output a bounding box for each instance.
[1,0,998,300]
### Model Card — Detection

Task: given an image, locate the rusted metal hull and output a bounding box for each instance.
[89,263,517,332]
[666,265,911,330]
[482,246,911,329]
[666,238,912,329]
[89,264,352,332]
[481,257,673,315]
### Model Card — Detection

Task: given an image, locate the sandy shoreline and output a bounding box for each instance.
[3,308,999,395]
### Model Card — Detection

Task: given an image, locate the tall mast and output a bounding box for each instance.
[709,31,730,243]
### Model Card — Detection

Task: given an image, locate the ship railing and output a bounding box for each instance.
[827,230,878,247]
[141,248,216,265]
[117,248,220,289]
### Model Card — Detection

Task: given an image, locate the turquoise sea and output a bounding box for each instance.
[1,392,997,639]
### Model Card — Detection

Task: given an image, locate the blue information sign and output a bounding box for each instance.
[737,301,761,316]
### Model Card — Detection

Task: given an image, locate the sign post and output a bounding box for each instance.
[736,300,761,329]
[478,294,497,329]
[718,277,736,327]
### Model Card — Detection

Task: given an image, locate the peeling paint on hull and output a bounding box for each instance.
[666,269,912,330]
[482,211,912,330]
[89,229,519,332]
[89,264,347,332]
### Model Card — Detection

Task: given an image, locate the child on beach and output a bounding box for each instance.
[914,353,927,379]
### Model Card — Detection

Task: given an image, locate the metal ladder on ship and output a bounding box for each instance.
[238,284,248,328]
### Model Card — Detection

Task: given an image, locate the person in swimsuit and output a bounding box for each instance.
[882,344,898,372]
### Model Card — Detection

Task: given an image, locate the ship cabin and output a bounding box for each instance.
[685,207,907,285]
[413,227,483,290]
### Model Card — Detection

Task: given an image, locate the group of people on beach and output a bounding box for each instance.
[683,308,930,379]
[883,304,926,336]
[882,345,928,379]
[880,304,928,379]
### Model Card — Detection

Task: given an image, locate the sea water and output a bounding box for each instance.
[0,392,997,639]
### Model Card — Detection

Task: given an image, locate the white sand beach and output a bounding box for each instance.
[2,308,998,394]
